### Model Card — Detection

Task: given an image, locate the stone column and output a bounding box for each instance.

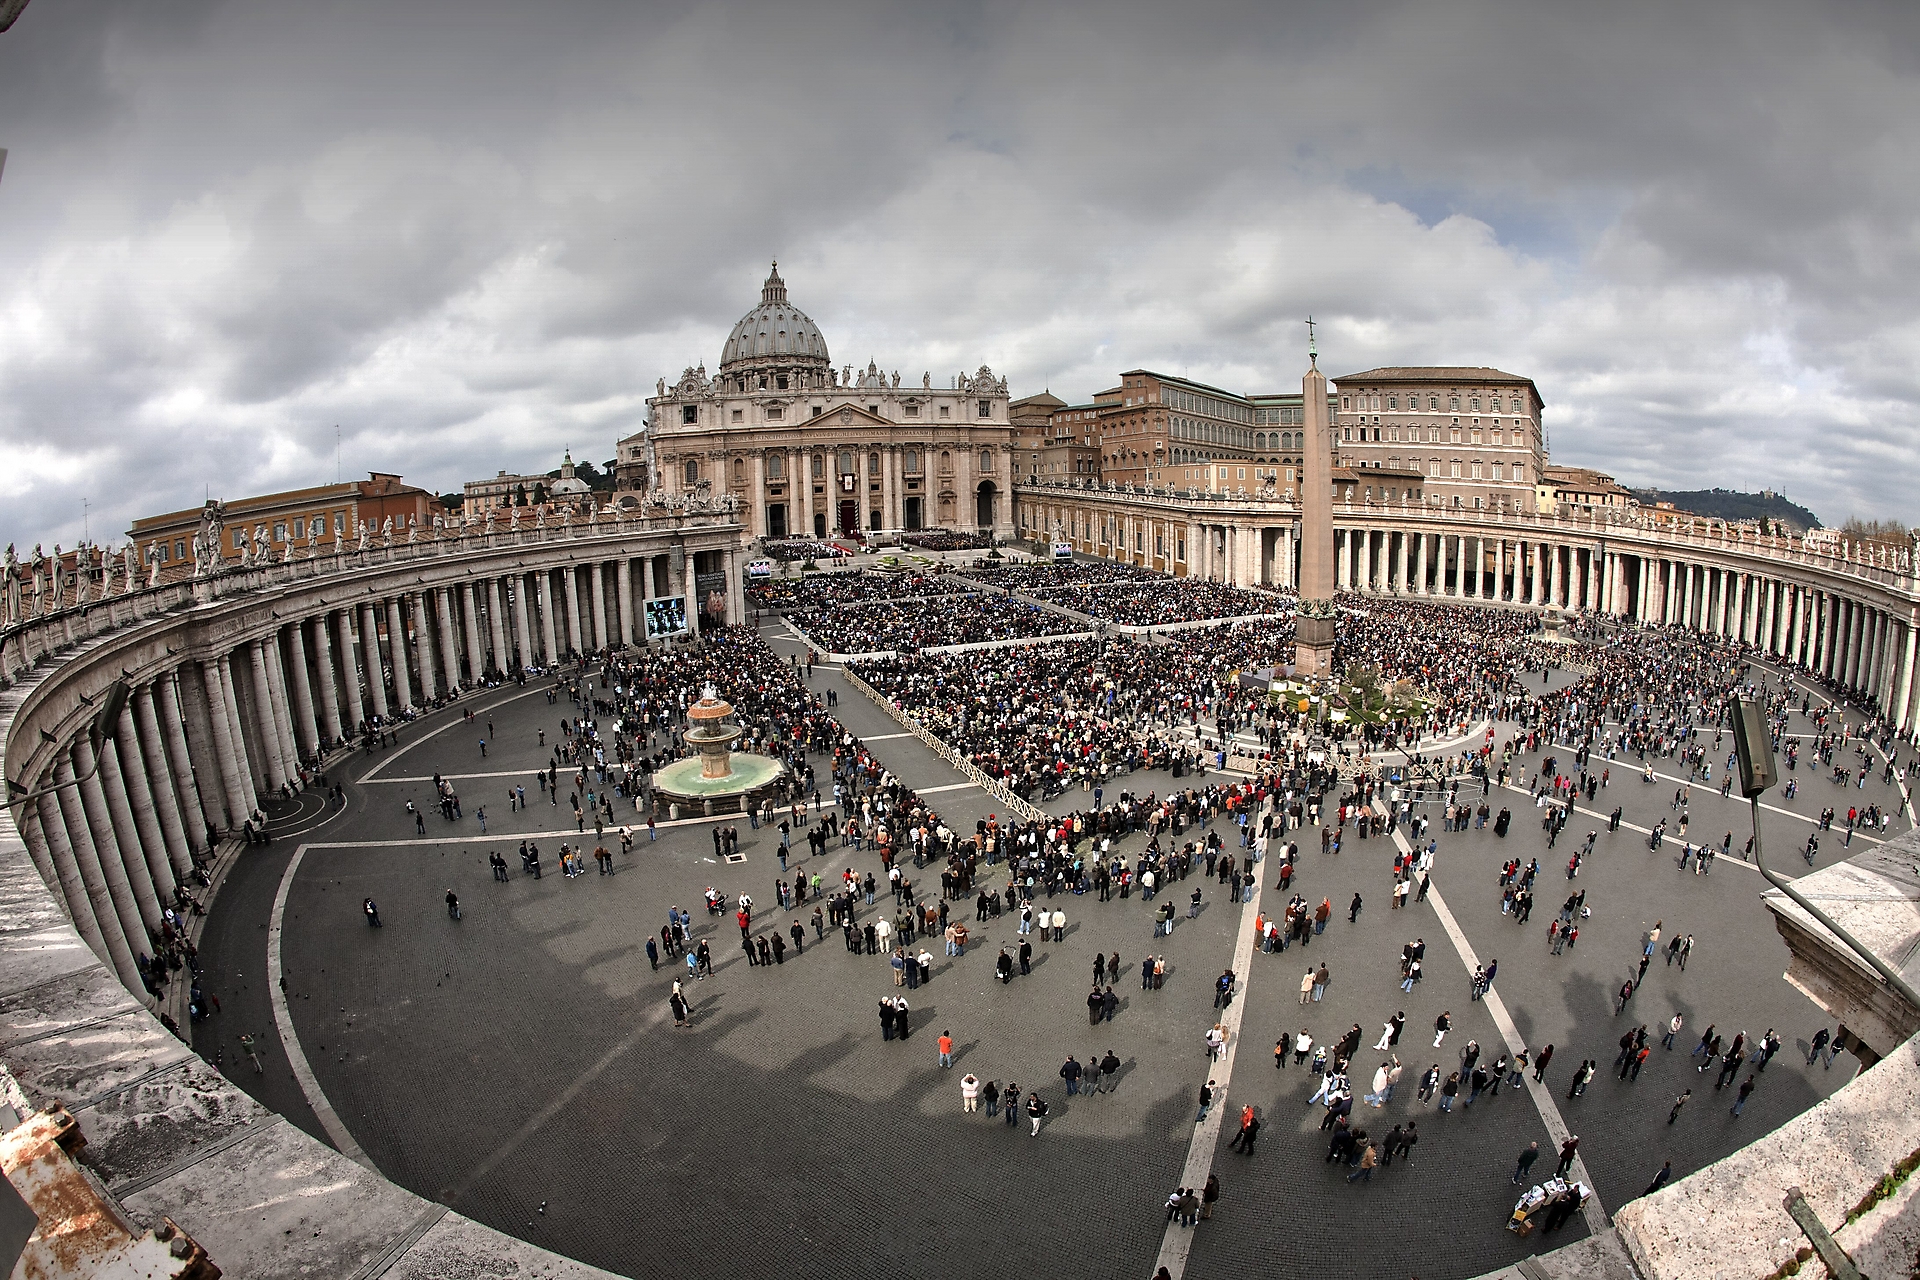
[247,642,289,792]
[17,803,66,918]
[491,578,513,672]
[202,658,252,823]
[724,545,746,623]
[285,620,319,757]
[72,738,154,959]
[386,597,414,712]
[107,716,174,917]
[878,448,895,531]
[359,604,389,719]
[460,585,484,681]
[414,592,439,703]
[132,684,194,880]
[333,609,363,732]
[584,562,604,650]
[262,637,301,779]
[436,588,462,690]
[225,652,270,798]
[615,559,635,647]
[538,571,560,664]
[48,763,142,992]
[27,798,91,936]
[311,616,343,744]
[160,670,216,842]
[1897,621,1919,733]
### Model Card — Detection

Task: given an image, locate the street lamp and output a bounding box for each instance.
[3,679,131,809]
[1731,697,1920,1010]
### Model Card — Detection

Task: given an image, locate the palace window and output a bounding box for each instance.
[939,405,951,419]
[685,460,699,483]
[978,399,993,418]
[1448,397,1460,412]
[980,449,993,471]
[776,375,789,390]
[869,452,880,476]
[812,453,825,478]
[1450,461,1462,478]
[682,405,698,424]
[768,454,784,479]
[904,404,920,417]
[766,406,783,421]
[905,450,920,473]
[731,409,744,423]
[273,522,286,542]
[839,451,855,475]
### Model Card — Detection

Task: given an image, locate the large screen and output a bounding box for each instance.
[643,595,690,641]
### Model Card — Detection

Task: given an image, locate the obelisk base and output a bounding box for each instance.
[1294,612,1337,677]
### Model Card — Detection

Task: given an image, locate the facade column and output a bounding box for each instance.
[311,616,344,744]
[334,609,363,730]
[159,670,215,843]
[30,797,98,945]
[107,716,175,919]
[496,578,519,671]
[1897,621,1919,733]
[72,738,154,962]
[359,604,390,719]
[95,727,166,936]
[589,562,610,651]
[48,764,142,992]
[725,545,746,623]
[566,566,586,654]
[483,580,506,673]
[436,588,462,690]
[616,559,635,647]
[459,585,483,681]
[18,804,66,917]
[247,641,289,792]
[538,571,560,664]
[1413,533,1428,595]
[414,592,440,703]
[132,684,195,880]
[200,660,251,821]
[284,620,320,758]
[386,597,414,712]
[261,636,301,780]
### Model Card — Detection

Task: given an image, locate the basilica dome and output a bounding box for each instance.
[718,263,831,374]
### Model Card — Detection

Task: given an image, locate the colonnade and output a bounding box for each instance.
[4,526,748,1003]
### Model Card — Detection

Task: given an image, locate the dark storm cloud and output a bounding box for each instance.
[1,0,1915,552]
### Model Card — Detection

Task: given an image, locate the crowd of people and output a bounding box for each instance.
[746,569,966,613]
[1030,580,1291,627]
[795,593,1084,655]
[966,561,1160,589]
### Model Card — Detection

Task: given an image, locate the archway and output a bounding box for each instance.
[838,500,859,537]
[975,481,997,530]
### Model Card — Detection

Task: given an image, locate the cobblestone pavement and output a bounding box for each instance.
[191,630,1902,1280]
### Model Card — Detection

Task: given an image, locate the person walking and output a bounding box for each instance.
[1667,1089,1690,1124]
[1731,1075,1756,1117]
[1512,1141,1540,1184]
[1645,1160,1673,1196]
[1662,1013,1683,1051]
[1433,1011,1451,1047]
[1554,1135,1580,1178]
[1026,1091,1048,1136]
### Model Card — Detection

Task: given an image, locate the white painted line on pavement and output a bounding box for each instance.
[1397,828,1611,1235]
[267,843,372,1169]
[1153,860,1264,1280]
[356,684,550,783]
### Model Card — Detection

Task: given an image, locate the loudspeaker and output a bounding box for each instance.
[1731,699,1777,798]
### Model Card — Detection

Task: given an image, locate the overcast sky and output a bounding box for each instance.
[2,0,1916,551]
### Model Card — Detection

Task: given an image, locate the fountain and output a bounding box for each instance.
[651,683,788,814]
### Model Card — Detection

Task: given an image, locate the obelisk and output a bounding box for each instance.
[1294,322,1337,676]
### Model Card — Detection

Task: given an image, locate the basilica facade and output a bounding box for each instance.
[625,265,1017,542]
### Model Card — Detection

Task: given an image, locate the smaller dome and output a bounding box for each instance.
[719,262,831,372]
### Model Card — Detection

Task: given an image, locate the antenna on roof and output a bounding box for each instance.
[1305,317,1318,368]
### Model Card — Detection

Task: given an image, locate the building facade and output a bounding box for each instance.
[1328,367,1545,512]
[128,473,436,578]
[627,265,1017,542]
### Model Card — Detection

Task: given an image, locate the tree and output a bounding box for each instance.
[513,484,527,506]
[438,492,462,512]
[532,483,547,506]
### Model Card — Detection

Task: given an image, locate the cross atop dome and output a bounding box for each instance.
[761,261,787,305]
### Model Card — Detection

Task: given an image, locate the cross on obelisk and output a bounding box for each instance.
[1294,318,1337,676]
